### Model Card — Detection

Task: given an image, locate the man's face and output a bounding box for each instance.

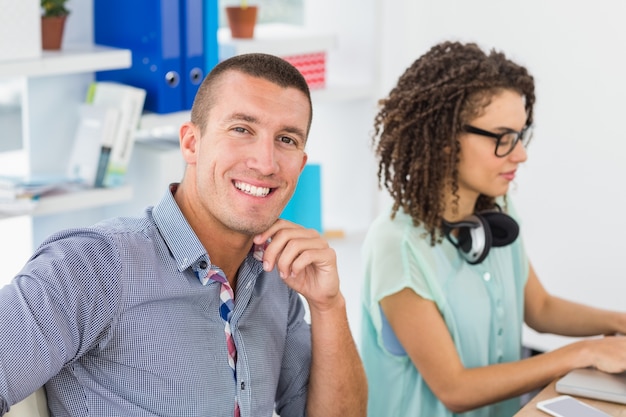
[188,71,310,237]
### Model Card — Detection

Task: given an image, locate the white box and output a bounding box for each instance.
[0,0,41,62]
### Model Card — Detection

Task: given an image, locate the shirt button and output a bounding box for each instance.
[483,272,491,281]
[199,260,208,269]
[241,381,245,390]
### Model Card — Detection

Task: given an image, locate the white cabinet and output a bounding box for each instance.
[0,45,131,275]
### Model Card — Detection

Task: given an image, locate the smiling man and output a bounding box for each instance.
[0,53,367,417]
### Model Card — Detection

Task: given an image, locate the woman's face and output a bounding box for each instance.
[456,89,528,204]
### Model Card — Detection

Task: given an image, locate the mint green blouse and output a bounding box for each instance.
[360,205,529,417]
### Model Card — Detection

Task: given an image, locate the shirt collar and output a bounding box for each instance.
[152,184,267,283]
[152,184,205,272]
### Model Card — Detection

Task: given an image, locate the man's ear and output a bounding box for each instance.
[179,122,199,164]
[300,153,308,173]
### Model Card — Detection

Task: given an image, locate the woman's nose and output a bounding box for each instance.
[509,139,528,162]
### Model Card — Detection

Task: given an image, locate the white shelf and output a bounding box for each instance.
[138,111,190,141]
[34,185,133,217]
[218,24,336,57]
[0,185,133,220]
[0,44,131,78]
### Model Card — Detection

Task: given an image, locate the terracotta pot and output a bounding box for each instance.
[225,6,258,39]
[41,15,68,50]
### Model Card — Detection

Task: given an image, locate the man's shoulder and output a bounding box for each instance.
[36,208,157,257]
[92,209,156,237]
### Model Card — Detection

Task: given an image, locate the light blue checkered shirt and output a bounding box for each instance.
[0,186,311,417]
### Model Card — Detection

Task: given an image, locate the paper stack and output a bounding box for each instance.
[0,175,82,215]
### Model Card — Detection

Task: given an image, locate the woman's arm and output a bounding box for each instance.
[381,286,626,413]
[524,263,626,336]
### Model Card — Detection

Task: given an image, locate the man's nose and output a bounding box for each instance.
[247,137,279,175]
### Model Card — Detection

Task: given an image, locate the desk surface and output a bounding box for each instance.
[515,379,626,416]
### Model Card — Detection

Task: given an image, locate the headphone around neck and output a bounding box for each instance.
[442,206,519,265]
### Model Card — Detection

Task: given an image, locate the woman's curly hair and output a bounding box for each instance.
[373,41,535,244]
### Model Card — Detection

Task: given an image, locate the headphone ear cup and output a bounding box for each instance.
[463,214,492,264]
[480,212,519,247]
[445,215,492,265]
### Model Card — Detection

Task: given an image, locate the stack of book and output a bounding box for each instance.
[0,175,84,215]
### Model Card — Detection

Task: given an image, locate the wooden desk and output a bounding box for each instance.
[515,379,626,416]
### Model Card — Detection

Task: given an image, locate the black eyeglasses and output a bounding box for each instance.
[463,124,533,157]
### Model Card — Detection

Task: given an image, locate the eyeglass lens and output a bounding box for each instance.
[496,128,532,157]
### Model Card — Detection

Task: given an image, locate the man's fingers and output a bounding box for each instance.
[274,237,330,279]
[264,228,323,274]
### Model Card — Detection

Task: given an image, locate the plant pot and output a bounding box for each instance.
[225,6,258,39]
[41,15,68,50]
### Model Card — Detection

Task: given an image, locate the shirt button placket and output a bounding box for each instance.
[482,270,505,362]
[493,273,505,363]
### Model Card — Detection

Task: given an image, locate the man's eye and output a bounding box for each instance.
[234,127,248,134]
[279,136,296,145]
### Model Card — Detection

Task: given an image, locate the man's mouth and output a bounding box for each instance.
[234,181,271,197]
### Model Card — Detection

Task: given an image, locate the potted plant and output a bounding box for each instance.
[41,0,70,50]
[225,0,258,39]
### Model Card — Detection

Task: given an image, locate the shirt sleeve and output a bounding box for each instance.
[274,290,310,417]
[365,217,436,305]
[0,228,123,412]
[362,213,450,357]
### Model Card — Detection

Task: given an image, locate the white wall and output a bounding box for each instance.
[377,0,626,351]
[10,0,621,351]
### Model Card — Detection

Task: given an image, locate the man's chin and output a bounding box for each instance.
[228,217,279,237]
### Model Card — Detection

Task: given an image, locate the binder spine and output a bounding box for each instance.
[181,0,205,110]
[94,0,183,114]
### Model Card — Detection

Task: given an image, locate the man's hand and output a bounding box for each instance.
[253,219,340,312]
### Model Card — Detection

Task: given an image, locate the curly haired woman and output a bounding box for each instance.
[360,41,626,417]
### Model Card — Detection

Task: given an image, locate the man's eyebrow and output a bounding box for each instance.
[282,125,307,140]
[226,112,258,124]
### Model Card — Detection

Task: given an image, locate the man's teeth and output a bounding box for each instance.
[235,181,270,197]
